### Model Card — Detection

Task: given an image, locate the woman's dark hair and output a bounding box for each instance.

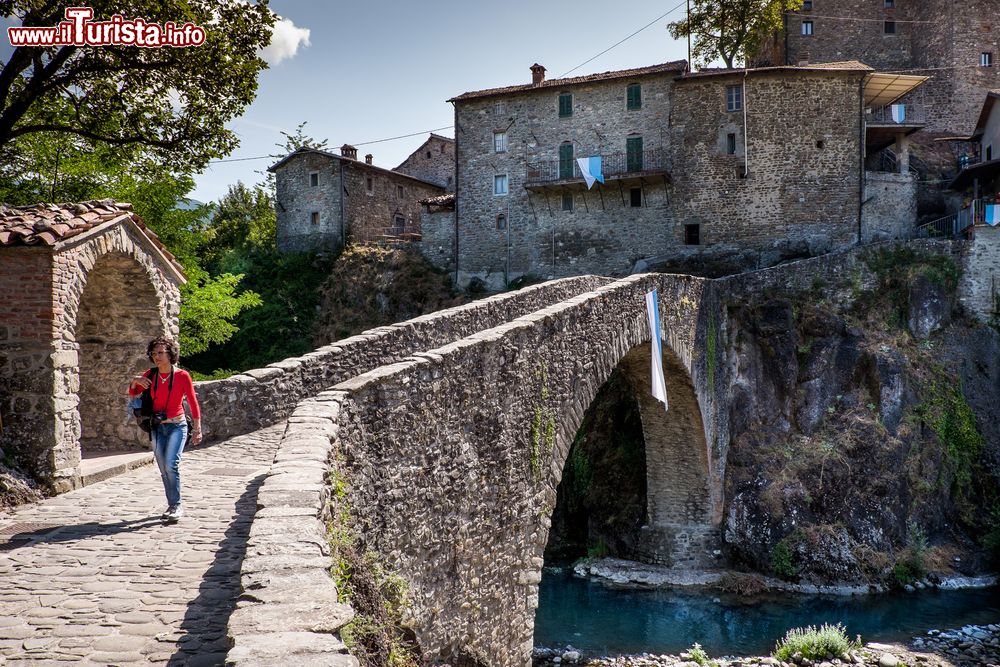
[146,337,180,364]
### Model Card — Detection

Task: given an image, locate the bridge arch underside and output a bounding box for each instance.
[336,275,721,666]
[549,343,716,568]
[75,253,165,454]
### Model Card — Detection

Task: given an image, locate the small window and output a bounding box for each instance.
[630,187,642,208]
[884,20,896,34]
[496,213,507,230]
[558,93,573,118]
[726,133,737,155]
[559,142,574,179]
[884,0,894,7]
[392,214,405,233]
[425,151,431,158]
[987,145,993,161]
[802,20,814,35]
[726,84,743,112]
[494,101,505,116]
[685,224,700,246]
[366,176,374,195]
[494,131,507,153]
[494,174,508,196]
[309,172,318,187]
[396,185,404,198]
[626,83,642,110]
[562,193,573,211]
[310,212,320,226]
[626,136,643,171]
[802,0,812,8]
[982,52,994,67]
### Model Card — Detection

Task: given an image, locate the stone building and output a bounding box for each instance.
[767,0,1000,136]
[393,134,455,190]
[271,140,450,252]
[447,60,926,288]
[951,89,1000,195]
[0,201,186,491]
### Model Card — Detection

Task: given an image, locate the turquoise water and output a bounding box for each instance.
[534,568,1000,657]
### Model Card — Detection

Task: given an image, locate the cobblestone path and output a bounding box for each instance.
[0,424,285,666]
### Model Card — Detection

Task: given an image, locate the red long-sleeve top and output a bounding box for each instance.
[128,368,201,420]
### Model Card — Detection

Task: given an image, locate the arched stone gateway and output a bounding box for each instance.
[0,202,185,492]
[336,273,725,666]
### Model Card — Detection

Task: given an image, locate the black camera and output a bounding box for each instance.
[150,411,167,427]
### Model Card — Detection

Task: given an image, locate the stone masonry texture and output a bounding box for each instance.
[862,171,919,242]
[781,0,1000,135]
[393,134,456,190]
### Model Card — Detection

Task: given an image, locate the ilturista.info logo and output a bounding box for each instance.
[7,7,207,48]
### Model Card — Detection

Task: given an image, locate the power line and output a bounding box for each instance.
[786,12,935,23]
[558,0,689,78]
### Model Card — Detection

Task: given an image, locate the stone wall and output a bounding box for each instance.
[341,162,443,244]
[394,135,455,190]
[670,70,863,264]
[959,224,1000,320]
[784,1,912,69]
[195,275,612,441]
[274,152,344,252]
[454,72,679,289]
[862,171,918,242]
[417,208,456,273]
[0,220,181,491]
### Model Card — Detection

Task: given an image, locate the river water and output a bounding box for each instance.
[534,567,1000,657]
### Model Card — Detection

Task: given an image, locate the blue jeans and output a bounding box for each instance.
[152,421,187,508]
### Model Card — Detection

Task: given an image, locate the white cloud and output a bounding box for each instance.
[260,17,310,66]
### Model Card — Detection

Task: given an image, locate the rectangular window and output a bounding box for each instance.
[365,176,374,195]
[884,0,894,7]
[982,52,994,67]
[494,101,505,115]
[559,93,573,117]
[726,84,743,112]
[496,213,507,230]
[802,20,813,35]
[987,145,993,161]
[494,174,508,196]
[392,214,405,234]
[494,131,507,153]
[559,143,575,179]
[802,0,812,8]
[727,133,737,155]
[629,187,642,208]
[562,193,574,211]
[310,212,320,226]
[309,172,318,187]
[884,20,896,34]
[685,224,700,246]
[626,83,642,110]
[396,185,404,198]
[626,137,643,172]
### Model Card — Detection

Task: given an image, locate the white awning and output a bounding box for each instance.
[863,72,930,108]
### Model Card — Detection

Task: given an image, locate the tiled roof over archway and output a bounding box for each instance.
[0,200,185,278]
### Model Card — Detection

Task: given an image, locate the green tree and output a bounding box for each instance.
[668,0,803,69]
[201,181,276,270]
[0,0,275,176]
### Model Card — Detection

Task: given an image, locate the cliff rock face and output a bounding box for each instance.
[722,249,1000,585]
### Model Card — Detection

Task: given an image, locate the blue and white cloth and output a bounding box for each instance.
[985,204,1000,226]
[891,104,906,123]
[644,289,668,411]
[577,156,605,189]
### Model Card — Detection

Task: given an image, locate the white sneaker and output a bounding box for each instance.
[164,505,183,522]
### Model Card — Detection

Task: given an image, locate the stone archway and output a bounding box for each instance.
[75,252,167,453]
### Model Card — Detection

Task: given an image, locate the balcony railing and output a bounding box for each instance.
[916,197,995,239]
[525,148,668,185]
[865,102,926,126]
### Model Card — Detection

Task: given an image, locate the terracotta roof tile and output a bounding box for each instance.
[677,61,873,80]
[419,193,456,208]
[448,60,689,102]
[0,199,185,278]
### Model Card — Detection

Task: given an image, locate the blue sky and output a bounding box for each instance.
[2,1,693,203]
[198,0,692,203]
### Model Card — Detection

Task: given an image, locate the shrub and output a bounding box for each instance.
[773,623,860,662]
[688,643,715,667]
[771,539,796,579]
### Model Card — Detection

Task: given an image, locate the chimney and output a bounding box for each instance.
[365,153,373,165]
[340,144,357,160]
[530,63,546,85]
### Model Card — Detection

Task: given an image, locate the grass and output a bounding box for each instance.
[773,623,861,662]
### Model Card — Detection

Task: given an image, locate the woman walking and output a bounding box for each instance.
[128,337,202,522]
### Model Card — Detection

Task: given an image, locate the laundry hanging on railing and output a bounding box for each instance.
[577,156,605,189]
[986,204,1000,226]
[644,289,668,411]
[891,104,906,123]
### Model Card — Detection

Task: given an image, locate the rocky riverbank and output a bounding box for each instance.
[533,624,1000,667]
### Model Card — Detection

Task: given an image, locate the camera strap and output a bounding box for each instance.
[151,368,175,414]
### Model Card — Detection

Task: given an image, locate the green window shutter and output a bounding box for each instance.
[626,137,643,171]
[559,143,574,179]
[627,84,641,110]
[559,93,572,117]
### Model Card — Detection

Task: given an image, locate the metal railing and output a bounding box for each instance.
[865,102,926,125]
[870,147,921,175]
[526,148,668,184]
[916,197,994,239]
